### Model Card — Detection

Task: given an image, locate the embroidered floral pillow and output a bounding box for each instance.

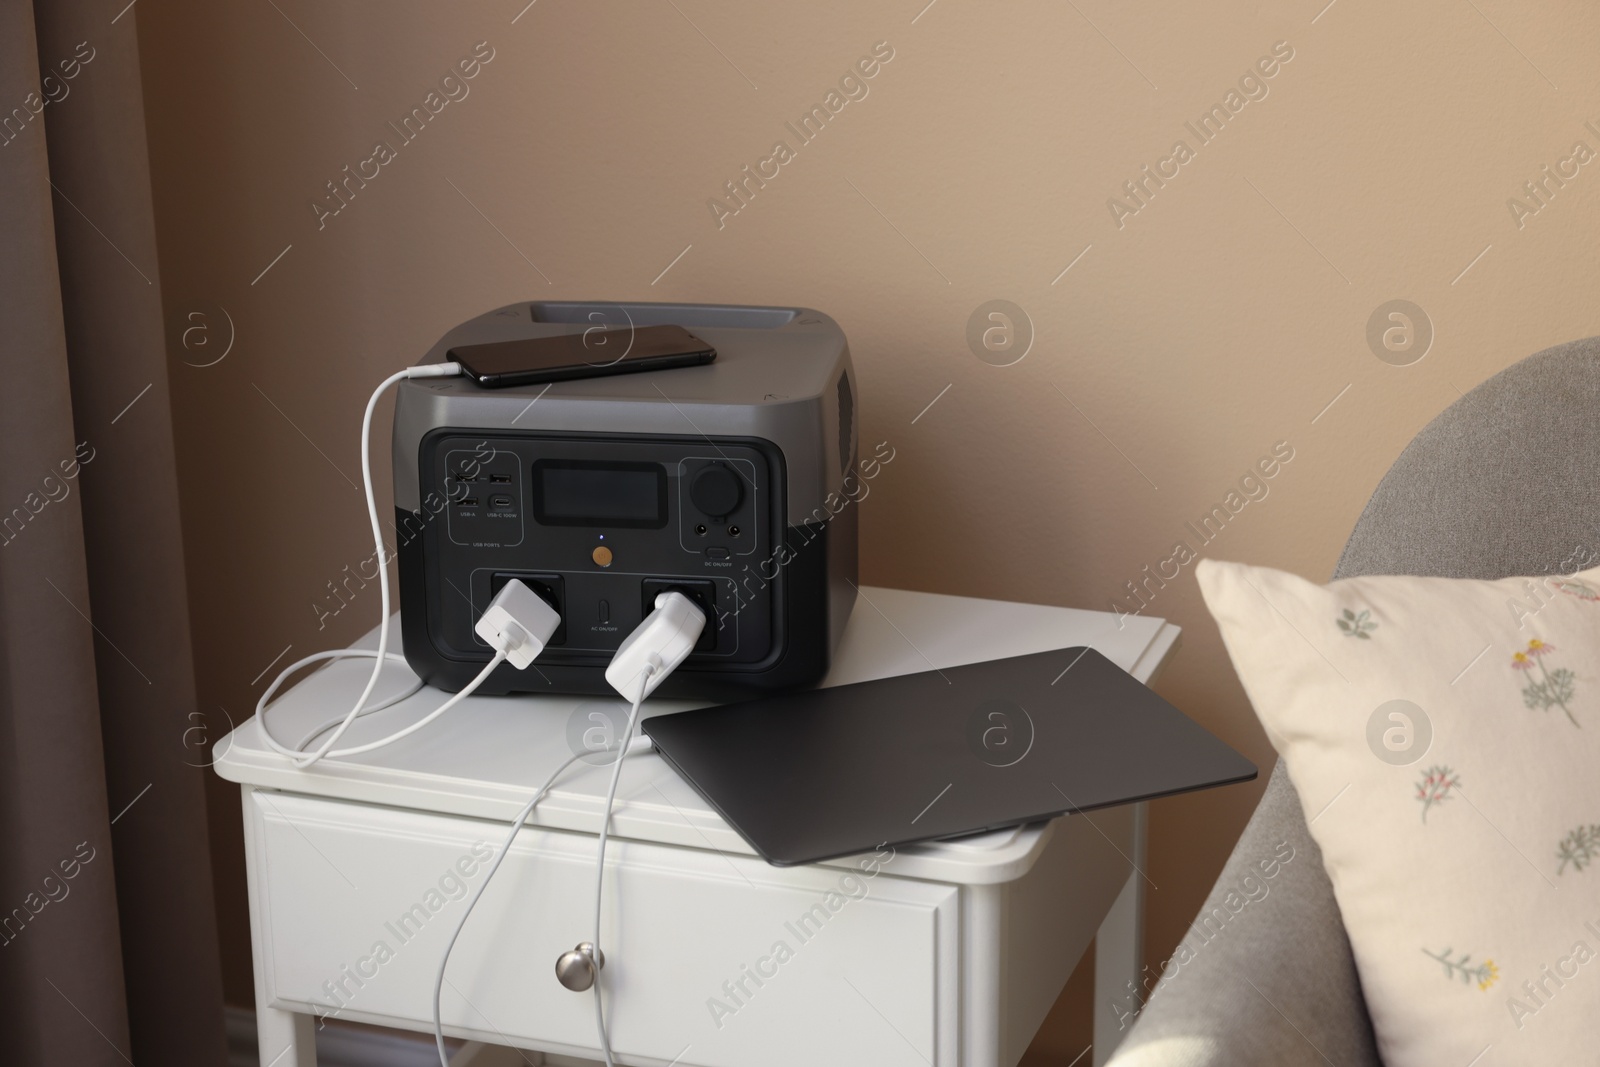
[1196,559,1600,1066]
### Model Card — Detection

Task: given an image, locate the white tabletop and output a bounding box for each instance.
[216,586,1179,884]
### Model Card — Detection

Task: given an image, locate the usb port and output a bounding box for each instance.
[454,472,477,482]
[490,495,513,509]
[489,474,511,483]
[457,497,480,508]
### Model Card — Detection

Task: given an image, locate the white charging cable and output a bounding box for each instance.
[287,655,423,750]
[274,577,558,764]
[261,579,563,761]
[430,592,706,1067]
[429,730,654,1067]
[583,590,706,1066]
[584,666,652,1067]
[431,750,584,1067]
[255,363,464,766]
[255,362,556,769]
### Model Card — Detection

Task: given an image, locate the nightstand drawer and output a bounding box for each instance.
[246,790,961,1066]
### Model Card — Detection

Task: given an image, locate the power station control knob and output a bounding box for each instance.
[690,464,743,518]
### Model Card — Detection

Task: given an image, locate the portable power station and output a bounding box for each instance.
[393,301,860,700]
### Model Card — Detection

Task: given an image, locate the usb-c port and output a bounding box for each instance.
[457,497,480,508]
[490,495,513,509]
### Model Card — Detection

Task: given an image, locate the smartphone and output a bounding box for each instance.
[449,324,716,388]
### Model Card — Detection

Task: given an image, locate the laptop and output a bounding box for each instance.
[642,646,1257,866]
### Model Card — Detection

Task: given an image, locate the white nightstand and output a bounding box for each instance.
[216,586,1179,1067]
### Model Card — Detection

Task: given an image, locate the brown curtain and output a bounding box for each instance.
[1,2,227,1064]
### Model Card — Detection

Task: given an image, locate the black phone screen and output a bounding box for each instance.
[449,324,716,387]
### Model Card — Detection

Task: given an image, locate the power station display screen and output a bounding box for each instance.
[532,460,667,528]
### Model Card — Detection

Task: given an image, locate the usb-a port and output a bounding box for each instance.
[457,497,480,508]
[489,474,511,483]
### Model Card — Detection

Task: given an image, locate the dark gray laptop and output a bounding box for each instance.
[642,647,1257,866]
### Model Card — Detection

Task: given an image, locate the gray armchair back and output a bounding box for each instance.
[1107,336,1600,1066]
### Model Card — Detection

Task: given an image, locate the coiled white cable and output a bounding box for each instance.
[256,362,463,768]
[286,652,422,751]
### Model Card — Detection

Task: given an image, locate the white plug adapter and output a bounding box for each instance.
[474,579,561,670]
[605,591,706,703]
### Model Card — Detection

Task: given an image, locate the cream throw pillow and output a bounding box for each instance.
[1196,558,1600,1065]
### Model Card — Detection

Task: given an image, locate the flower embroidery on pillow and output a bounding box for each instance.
[1422,947,1499,991]
[1337,608,1378,638]
[1415,765,1461,822]
[1556,825,1600,874]
[1554,577,1600,602]
[1512,638,1578,726]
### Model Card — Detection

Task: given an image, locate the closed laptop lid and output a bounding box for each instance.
[642,646,1257,866]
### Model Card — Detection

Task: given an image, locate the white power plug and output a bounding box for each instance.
[475,579,562,670]
[604,591,706,702]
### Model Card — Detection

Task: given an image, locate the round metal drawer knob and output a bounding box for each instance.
[555,941,605,991]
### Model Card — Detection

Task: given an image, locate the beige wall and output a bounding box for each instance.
[135,0,1600,1054]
